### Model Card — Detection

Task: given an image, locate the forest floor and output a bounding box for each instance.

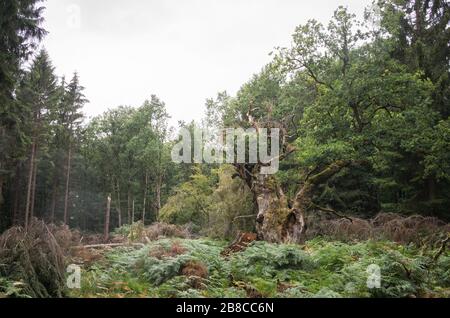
[68,237,450,298]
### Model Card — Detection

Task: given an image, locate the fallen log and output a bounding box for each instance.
[71,243,145,249]
[221,232,257,257]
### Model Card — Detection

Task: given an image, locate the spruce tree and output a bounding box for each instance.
[17,49,58,229]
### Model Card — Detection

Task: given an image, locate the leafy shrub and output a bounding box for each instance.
[159,170,214,229]
[203,166,255,239]
[160,166,255,239]
[114,221,145,242]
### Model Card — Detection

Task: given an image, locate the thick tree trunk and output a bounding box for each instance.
[63,145,72,225]
[252,174,291,243]
[248,161,350,243]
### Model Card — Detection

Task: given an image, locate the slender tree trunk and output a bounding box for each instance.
[142,196,146,224]
[26,108,42,228]
[63,144,72,225]
[155,174,162,221]
[0,168,3,213]
[413,0,425,68]
[82,209,87,231]
[142,171,148,224]
[0,127,5,213]
[155,149,164,222]
[50,154,60,223]
[104,195,111,242]
[25,141,36,230]
[132,199,135,224]
[30,146,38,219]
[127,188,131,224]
[116,179,122,228]
[0,174,4,219]
[50,178,58,223]
[11,163,21,225]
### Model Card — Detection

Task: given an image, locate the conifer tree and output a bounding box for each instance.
[62,73,86,225]
[17,49,57,229]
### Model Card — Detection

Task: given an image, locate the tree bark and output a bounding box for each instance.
[240,160,350,243]
[142,171,148,224]
[104,195,111,242]
[63,144,72,225]
[11,163,21,225]
[132,199,135,224]
[116,179,122,228]
[252,174,291,242]
[127,188,131,225]
[155,174,162,221]
[0,174,4,218]
[0,126,5,214]
[50,176,58,223]
[24,141,36,230]
[30,146,38,219]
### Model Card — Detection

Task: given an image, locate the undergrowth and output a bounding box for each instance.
[0,219,68,298]
[69,237,450,298]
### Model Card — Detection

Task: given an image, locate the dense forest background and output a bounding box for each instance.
[0,0,449,240]
[0,0,450,300]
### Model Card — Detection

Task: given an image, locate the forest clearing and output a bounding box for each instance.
[1,0,449,300]
[1,215,449,298]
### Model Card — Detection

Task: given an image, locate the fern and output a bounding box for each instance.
[0,277,28,298]
[69,237,450,298]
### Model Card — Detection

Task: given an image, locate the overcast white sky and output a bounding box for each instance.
[41,0,370,126]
